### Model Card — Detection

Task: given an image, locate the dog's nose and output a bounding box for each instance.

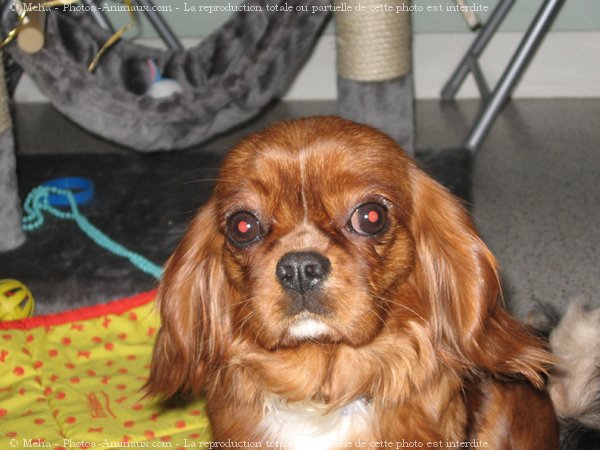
[276,252,330,293]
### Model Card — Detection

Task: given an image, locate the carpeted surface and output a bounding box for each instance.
[4,153,219,314]
[1,149,471,315]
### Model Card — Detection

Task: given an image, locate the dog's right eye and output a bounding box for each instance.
[348,203,388,236]
[227,211,262,246]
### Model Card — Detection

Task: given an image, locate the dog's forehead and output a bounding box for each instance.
[223,145,394,198]
[215,118,413,219]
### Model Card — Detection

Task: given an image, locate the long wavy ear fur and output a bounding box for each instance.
[144,200,231,399]
[409,168,553,387]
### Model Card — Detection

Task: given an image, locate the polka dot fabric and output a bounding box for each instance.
[0,291,211,448]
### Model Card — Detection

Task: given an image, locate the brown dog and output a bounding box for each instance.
[146,117,558,449]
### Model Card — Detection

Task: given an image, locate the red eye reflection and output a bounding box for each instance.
[237,221,250,234]
[349,203,387,236]
[228,211,262,246]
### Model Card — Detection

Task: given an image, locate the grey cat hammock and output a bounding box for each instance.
[3,0,330,151]
[0,0,416,252]
[0,0,330,251]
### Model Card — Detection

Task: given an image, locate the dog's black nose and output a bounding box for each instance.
[276,252,330,293]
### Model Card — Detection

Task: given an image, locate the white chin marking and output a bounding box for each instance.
[288,318,330,340]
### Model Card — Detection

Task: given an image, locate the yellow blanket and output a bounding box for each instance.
[0,292,211,449]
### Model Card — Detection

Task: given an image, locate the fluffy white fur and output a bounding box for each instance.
[260,396,373,450]
[549,301,600,428]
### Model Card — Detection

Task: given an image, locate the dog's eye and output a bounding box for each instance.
[227,211,262,245]
[348,203,387,236]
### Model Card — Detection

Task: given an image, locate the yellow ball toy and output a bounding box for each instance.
[0,279,35,321]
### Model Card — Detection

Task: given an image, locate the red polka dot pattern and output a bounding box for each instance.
[0,291,209,447]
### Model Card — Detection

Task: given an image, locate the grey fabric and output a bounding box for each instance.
[4,1,329,151]
[337,74,414,154]
[0,129,25,251]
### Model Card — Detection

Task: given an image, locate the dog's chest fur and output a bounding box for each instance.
[259,396,373,450]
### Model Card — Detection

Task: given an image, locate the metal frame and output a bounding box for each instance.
[134,0,183,51]
[80,0,115,32]
[80,0,184,51]
[442,0,566,152]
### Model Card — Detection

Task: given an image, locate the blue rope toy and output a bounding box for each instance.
[22,185,163,280]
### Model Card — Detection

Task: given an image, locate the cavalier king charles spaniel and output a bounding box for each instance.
[146,117,559,449]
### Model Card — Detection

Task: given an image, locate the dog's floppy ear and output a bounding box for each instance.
[408,168,552,386]
[145,199,232,398]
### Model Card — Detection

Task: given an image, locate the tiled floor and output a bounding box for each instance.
[5,98,600,319]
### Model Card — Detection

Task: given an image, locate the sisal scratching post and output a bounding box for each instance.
[334,0,414,153]
[0,51,25,251]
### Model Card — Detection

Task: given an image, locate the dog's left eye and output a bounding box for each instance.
[227,211,262,245]
[348,203,387,236]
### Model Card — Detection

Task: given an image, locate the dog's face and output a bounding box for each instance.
[214,119,415,349]
[147,117,552,400]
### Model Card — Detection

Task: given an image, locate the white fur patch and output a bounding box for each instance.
[288,318,330,340]
[260,396,373,450]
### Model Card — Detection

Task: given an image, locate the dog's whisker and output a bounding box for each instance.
[235,309,258,336]
[178,178,239,187]
[367,290,427,324]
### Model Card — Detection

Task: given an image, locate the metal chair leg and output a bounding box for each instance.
[463,0,566,152]
[80,0,115,32]
[134,0,184,51]
[441,0,515,101]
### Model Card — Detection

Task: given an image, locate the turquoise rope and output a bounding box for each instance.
[22,185,163,280]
